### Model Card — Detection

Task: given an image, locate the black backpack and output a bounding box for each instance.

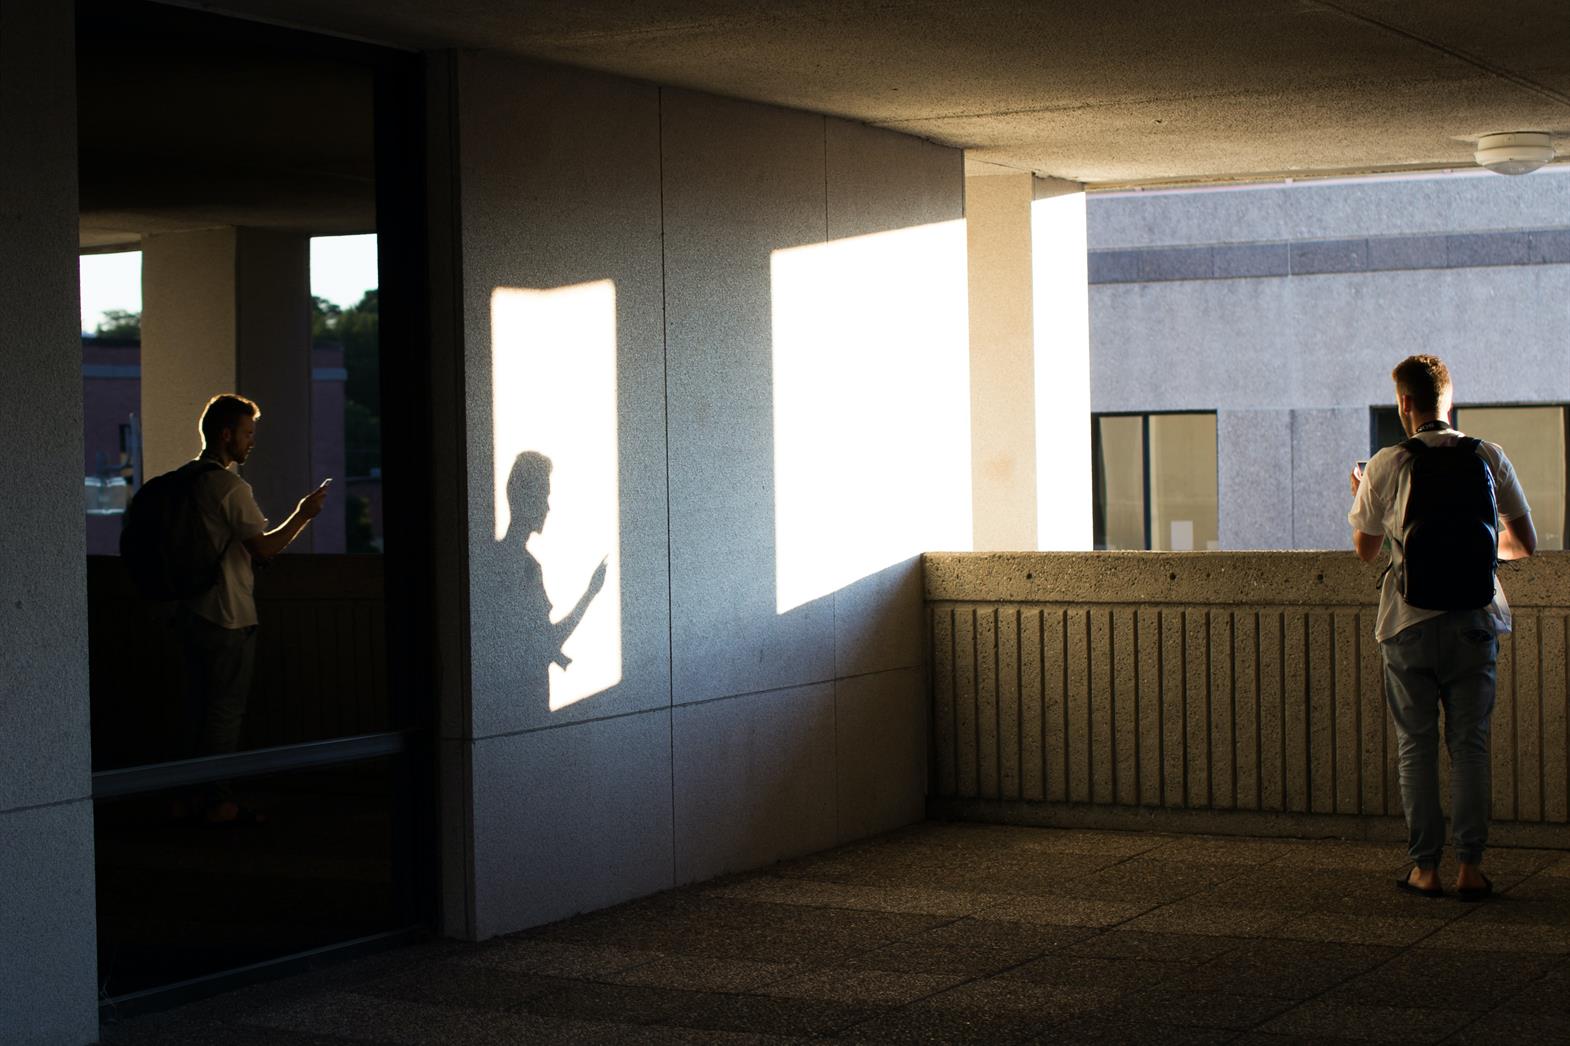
[1395,436,1498,611]
[120,460,229,601]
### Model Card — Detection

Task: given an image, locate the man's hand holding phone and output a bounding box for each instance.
[298,478,331,520]
[1350,460,1367,496]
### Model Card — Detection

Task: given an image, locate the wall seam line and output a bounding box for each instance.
[1538,614,1546,822]
[656,84,678,888]
[1156,608,1165,807]
[1332,613,1341,814]
[1061,609,1069,801]
[1354,616,1363,816]
[0,794,92,818]
[1109,609,1118,804]
[1254,610,1263,811]
[1132,609,1142,805]
[1181,609,1189,807]
[1229,610,1238,810]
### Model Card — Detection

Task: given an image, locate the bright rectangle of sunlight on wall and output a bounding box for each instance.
[1031,191,1092,551]
[492,282,622,711]
[771,221,972,615]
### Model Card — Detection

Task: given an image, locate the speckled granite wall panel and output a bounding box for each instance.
[926,552,1570,835]
[456,54,670,740]
[0,2,99,1041]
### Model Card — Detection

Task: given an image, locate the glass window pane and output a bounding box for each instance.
[1149,413,1218,551]
[1455,406,1565,551]
[94,758,414,999]
[1370,405,1405,456]
[90,556,391,771]
[1095,415,1145,550]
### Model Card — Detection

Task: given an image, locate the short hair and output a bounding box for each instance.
[199,393,260,443]
[1391,355,1452,414]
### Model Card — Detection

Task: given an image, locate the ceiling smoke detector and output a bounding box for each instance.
[1474,131,1555,176]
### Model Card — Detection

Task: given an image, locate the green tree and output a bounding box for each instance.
[310,296,341,340]
[313,288,380,479]
[337,290,379,417]
[94,309,141,340]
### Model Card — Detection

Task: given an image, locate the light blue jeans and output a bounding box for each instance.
[1382,608,1497,868]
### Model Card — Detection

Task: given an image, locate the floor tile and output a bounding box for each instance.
[842,917,1092,975]
[1327,949,1557,1011]
[834,1005,1051,1044]
[1000,953,1184,993]
[1260,998,1476,1043]
[1159,938,1395,1000]
[1120,902,1293,937]
[1063,929,1244,964]
[1270,911,1451,947]
[604,954,800,993]
[1113,988,1296,1030]
[1445,1009,1570,1045]
[920,975,1119,1021]
[754,967,967,1006]
[658,991,878,1038]
[971,894,1154,928]
[1030,1014,1238,1045]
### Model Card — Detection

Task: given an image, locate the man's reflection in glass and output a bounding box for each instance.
[500,451,607,706]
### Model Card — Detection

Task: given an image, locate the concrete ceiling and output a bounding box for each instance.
[195,0,1570,187]
[77,10,375,248]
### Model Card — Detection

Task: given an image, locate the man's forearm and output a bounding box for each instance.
[250,509,312,560]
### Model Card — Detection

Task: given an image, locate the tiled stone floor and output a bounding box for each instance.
[99,822,1570,1045]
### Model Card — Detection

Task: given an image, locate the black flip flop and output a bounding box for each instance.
[1457,874,1494,903]
[1396,875,1445,898]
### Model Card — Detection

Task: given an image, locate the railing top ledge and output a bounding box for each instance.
[922,550,1570,609]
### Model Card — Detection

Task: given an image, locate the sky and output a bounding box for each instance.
[78,233,379,334]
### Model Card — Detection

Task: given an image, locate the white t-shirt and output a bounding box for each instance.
[181,459,268,629]
[1348,428,1530,643]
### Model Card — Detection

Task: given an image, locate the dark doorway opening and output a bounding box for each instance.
[76,0,437,1014]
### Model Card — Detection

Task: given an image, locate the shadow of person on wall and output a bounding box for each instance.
[500,451,607,710]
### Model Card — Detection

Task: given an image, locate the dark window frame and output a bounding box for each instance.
[1091,409,1218,551]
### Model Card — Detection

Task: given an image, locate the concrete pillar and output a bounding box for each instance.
[1030,178,1092,552]
[0,1,102,1042]
[965,165,1092,551]
[236,229,313,537]
[966,169,1037,550]
[141,227,314,543]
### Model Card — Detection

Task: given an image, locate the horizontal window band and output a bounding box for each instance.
[1090,227,1570,284]
[91,729,416,799]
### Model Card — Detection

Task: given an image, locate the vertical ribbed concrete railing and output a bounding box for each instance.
[925,552,1570,846]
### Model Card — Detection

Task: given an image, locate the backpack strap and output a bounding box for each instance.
[180,458,235,562]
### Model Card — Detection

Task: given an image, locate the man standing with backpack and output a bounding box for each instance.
[1349,355,1536,901]
[152,393,328,824]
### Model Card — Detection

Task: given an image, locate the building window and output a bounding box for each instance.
[1092,411,1218,550]
[1369,404,1566,551]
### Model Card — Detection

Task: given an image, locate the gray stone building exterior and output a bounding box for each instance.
[1088,168,1570,551]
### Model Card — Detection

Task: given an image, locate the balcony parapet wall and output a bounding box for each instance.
[924,551,1570,848]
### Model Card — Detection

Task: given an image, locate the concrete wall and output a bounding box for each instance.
[440,53,967,938]
[927,551,1570,848]
[0,1,101,1043]
[1087,170,1570,550]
